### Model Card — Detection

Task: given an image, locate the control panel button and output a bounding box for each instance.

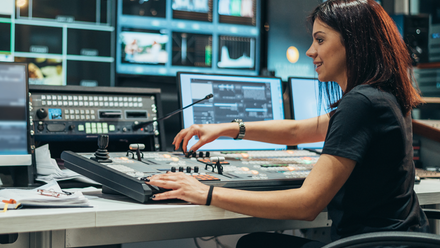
[109,125,116,131]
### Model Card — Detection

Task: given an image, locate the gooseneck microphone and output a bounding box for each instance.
[132,93,214,131]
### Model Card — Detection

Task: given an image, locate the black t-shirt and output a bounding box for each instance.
[322,84,428,241]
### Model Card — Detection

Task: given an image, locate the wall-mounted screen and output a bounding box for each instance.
[0,0,115,86]
[117,0,260,77]
[178,72,285,151]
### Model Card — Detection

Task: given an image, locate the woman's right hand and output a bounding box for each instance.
[172,123,234,152]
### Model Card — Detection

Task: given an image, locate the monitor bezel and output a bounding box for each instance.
[176,71,286,151]
[0,61,32,166]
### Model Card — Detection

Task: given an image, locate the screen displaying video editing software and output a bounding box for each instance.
[117,0,260,76]
[0,62,32,166]
[178,73,285,151]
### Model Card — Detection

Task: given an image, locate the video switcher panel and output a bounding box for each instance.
[61,149,319,203]
[29,85,165,150]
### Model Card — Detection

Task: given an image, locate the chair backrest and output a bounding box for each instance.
[322,231,440,248]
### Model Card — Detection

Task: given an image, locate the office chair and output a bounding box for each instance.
[321,231,440,248]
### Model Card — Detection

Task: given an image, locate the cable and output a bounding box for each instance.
[198,236,217,241]
[193,238,202,248]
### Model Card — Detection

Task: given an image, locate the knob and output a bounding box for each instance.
[36,108,47,119]
[186,166,191,173]
[69,125,76,130]
[37,124,44,131]
[199,151,204,158]
[171,166,176,172]
[191,151,197,158]
[194,166,199,173]
[205,151,210,157]
[178,166,184,172]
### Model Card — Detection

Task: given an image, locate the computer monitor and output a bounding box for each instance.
[178,72,285,151]
[0,62,32,167]
[288,77,331,150]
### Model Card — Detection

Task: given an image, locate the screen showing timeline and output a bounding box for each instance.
[117,0,260,76]
[178,73,285,151]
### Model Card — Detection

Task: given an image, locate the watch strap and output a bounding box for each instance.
[231,119,245,140]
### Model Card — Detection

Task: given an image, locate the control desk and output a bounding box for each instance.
[61,148,319,203]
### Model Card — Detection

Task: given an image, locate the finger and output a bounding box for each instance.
[149,172,182,181]
[147,179,181,190]
[189,139,206,153]
[152,189,184,201]
[172,131,185,149]
[181,130,197,153]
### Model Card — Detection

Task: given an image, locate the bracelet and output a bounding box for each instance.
[205,185,214,206]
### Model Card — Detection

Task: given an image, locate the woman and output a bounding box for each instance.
[147,0,428,247]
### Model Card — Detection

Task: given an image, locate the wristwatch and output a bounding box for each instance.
[231,119,245,140]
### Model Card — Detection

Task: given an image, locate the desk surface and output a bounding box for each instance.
[2,179,440,247]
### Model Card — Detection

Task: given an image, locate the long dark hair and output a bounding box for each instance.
[309,0,423,115]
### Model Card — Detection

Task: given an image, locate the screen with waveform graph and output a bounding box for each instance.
[218,36,255,70]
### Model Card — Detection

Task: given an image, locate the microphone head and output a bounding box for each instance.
[205,93,214,99]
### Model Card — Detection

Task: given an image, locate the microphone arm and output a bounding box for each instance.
[132,93,214,131]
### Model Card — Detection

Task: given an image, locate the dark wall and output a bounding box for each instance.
[266,0,322,81]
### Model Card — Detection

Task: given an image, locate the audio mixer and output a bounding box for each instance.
[61,148,319,203]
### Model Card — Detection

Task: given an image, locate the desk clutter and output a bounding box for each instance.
[0,180,90,210]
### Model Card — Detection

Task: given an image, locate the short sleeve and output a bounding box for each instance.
[322,92,375,163]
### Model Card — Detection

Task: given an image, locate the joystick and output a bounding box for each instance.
[126,143,145,161]
[90,135,112,163]
[206,157,224,175]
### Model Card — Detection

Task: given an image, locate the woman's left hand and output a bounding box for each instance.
[147,172,210,205]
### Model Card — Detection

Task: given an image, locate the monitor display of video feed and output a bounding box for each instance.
[172,0,212,21]
[218,36,255,69]
[123,0,166,18]
[116,0,260,76]
[172,32,212,67]
[18,0,110,24]
[218,0,256,25]
[15,57,63,86]
[120,28,168,65]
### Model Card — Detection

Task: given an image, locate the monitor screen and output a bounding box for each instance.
[0,62,32,166]
[1,0,115,87]
[289,77,328,150]
[178,72,286,151]
[116,0,261,77]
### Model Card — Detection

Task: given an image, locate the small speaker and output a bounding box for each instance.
[392,15,430,65]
